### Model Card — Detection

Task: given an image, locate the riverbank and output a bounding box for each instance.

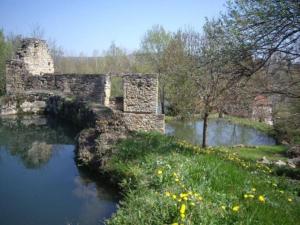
[104,132,299,225]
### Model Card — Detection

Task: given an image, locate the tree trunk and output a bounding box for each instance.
[202,112,209,148]
[218,111,224,118]
[160,85,165,114]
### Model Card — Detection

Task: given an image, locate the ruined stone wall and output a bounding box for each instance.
[4,38,164,133]
[121,74,164,132]
[6,39,111,104]
[123,113,165,133]
[24,74,110,103]
[123,74,158,113]
[16,38,54,75]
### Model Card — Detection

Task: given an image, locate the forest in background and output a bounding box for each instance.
[0,0,299,146]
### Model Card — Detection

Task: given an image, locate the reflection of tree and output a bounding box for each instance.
[166,119,275,146]
[167,120,199,145]
[25,142,53,168]
[71,168,119,225]
[74,167,120,201]
[229,124,238,145]
[0,116,76,168]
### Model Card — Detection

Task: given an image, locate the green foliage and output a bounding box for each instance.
[274,98,300,144]
[111,76,123,97]
[0,30,9,95]
[105,133,300,225]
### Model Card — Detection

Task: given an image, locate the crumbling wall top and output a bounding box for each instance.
[15,38,54,75]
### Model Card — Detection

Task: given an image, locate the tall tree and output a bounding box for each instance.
[139,25,171,114]
[195,19,250,147]
[224,0,300,74]
[102,42,130,74]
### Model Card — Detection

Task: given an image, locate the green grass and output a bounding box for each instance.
[104,133,300,225]
[228,145,287,161]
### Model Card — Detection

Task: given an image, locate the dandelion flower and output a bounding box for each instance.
[180,213,185,219]
[232,205,240,212]
[180,204,186,215]
[172,223,178,225]
[248,194,254,198]
[258,195,265,203]
[157,170,163,175]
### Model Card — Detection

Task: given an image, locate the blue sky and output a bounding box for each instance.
[0,0,227,55]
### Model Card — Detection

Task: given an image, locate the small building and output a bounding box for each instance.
[252,95,273,125]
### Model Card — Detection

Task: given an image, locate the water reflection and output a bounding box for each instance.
[166,119,275,146]
[0,116,118,225]
[0,115,76,168]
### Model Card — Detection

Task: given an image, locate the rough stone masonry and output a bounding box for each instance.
[2,38,164,133]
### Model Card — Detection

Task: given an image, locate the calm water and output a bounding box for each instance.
[166,119,276,146]
[0,116,118,225]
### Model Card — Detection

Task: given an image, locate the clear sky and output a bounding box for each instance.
[0,0,228,56]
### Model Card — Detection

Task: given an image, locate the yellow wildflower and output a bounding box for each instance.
[165,192,171,197]
[221,205,226,210]
[180,204,186,214]
[172,195,177,200]
[172,223,178,225]
[157,170,163,175]
[175,178,179,182]
[252,188,256,192]
[248,194,254,198]
[232,205,240,212]
[258,195,265,203]
[180,213,185,219]
[183,196,188,201]
[244,194,249,199]
[288,198,293,202]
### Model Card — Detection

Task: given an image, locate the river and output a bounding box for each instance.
[0,116,118,225]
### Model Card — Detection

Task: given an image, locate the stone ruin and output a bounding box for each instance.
[2,38,164,133]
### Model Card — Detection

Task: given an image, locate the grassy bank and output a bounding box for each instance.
[104,133,299,225]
